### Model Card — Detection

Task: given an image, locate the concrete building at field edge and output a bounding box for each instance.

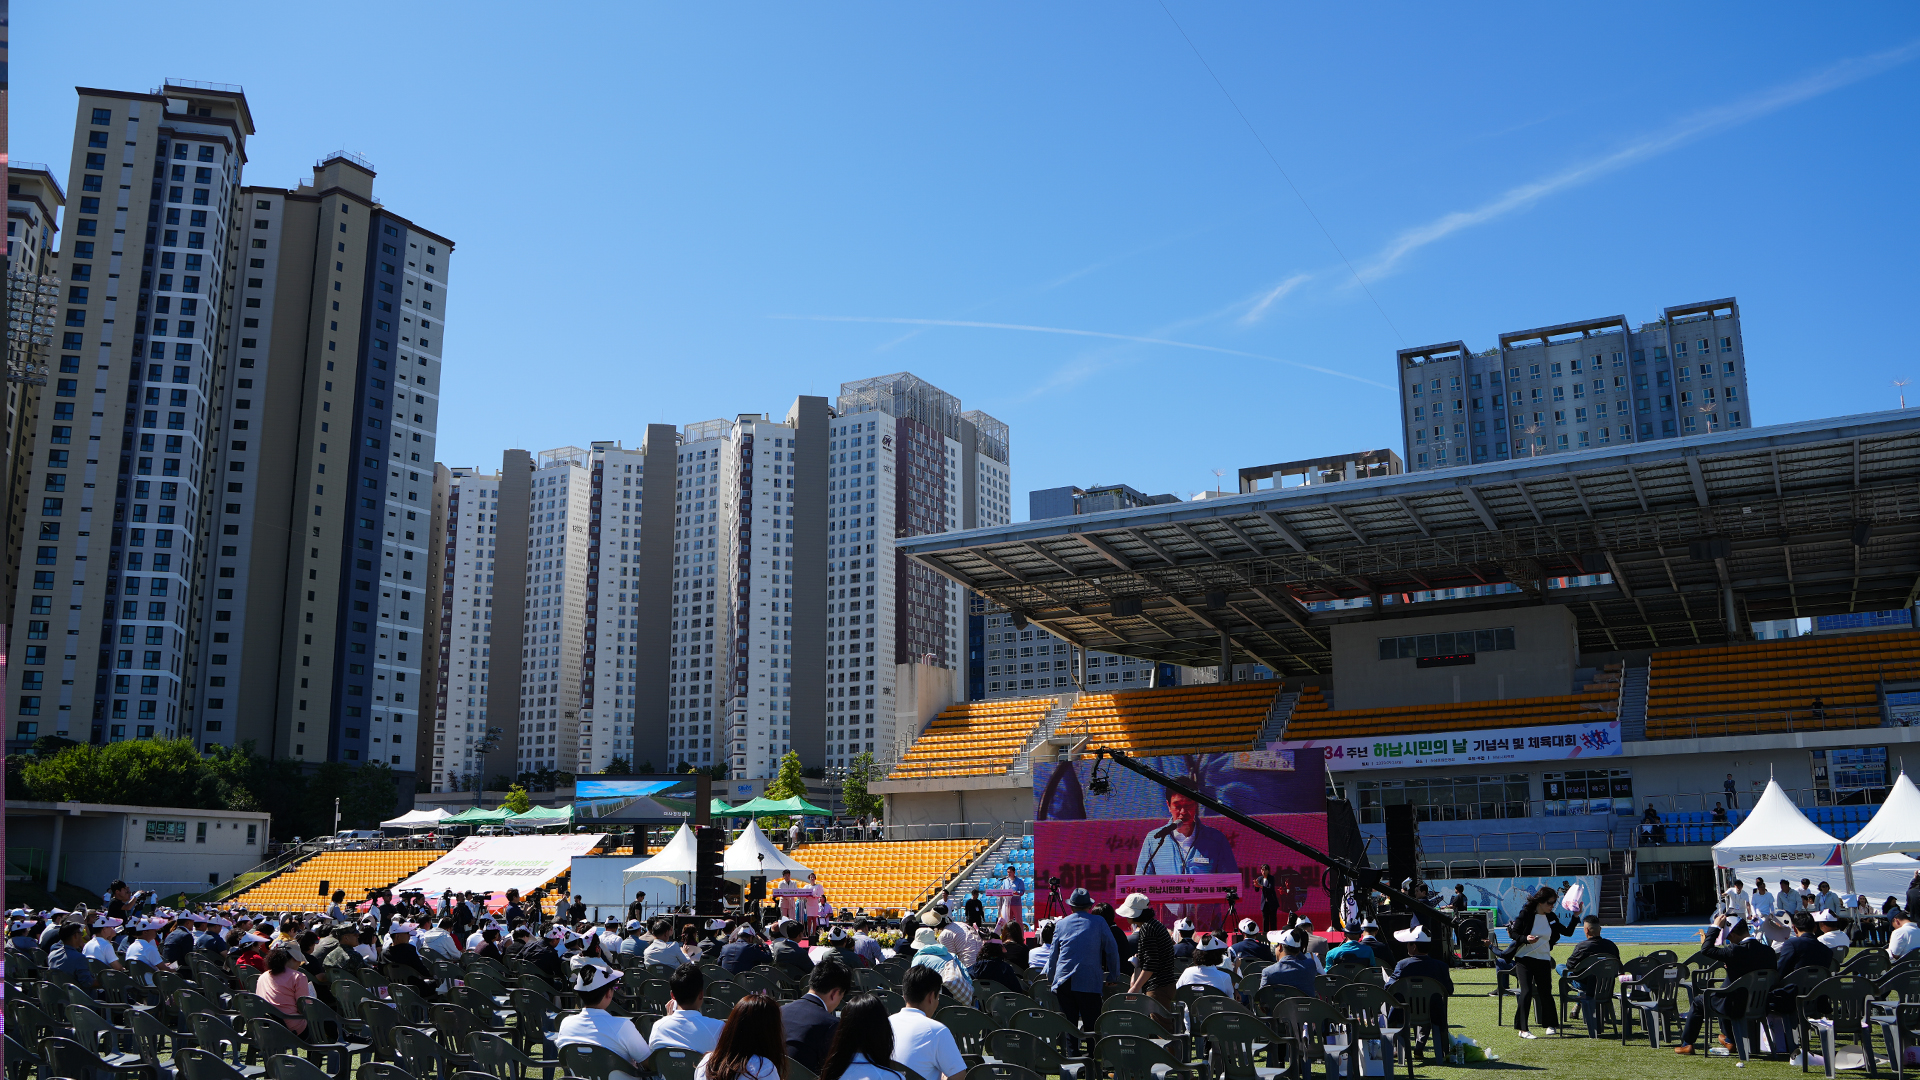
[1398,298,1752,471]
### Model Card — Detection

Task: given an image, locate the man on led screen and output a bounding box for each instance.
[1135,789,1237,876]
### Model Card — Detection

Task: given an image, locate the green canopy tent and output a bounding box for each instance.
[723,795,831,817]
[710,798,736,815]
[442,806,511,825]
[506,805,573,827]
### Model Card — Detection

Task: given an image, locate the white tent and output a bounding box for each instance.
[723,819,810,881]
[622,823,701,895]
[1845,771,1920,860]
[381,807,452,830]
[1849,853,1920,902]
[1712,779,1844,871]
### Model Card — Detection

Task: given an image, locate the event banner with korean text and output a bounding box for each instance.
[392,833,607,897]
[1034,748,1328,932]
[1282,718,1621,773]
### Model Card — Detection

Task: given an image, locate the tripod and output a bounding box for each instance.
[1038,882,1063,922]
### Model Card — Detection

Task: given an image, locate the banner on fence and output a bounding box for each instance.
[1281,718,1621,772]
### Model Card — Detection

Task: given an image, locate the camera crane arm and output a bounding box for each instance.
[1092,746,1455,931]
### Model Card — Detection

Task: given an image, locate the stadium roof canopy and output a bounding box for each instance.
[900,411,1920,676]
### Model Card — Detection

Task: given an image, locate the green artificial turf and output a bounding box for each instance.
[1388,943,1866,1078]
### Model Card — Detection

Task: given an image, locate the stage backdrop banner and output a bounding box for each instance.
[393,833,606,896]
[1034,748,1329,931]
[1282,718,1621,773]
[1426,876,1600,928]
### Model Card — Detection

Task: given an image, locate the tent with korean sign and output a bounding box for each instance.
[1711,778,1843,871]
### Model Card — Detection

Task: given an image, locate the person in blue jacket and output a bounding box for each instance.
[1134,789,1237,876]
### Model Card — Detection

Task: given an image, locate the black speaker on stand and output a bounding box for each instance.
[1384,804,1418,891]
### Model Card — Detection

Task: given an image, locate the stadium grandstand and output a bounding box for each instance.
[227,849,447,911]
[888,411,1920,919]
[792,838,993,913]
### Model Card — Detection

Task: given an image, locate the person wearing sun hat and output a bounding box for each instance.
[385,920,438,992]
[1044,888,1119,1039]
[557,956,652,1080]
[84,914,127,970]
[1387,925,1452,1053]
[1175,932,1237,995]
[1117,892,1178,1007]
[909,925,975,1006]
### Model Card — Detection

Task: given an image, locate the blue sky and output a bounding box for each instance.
[17,4,1920,512]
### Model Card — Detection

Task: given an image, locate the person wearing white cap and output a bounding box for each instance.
[1229,918,1274,967]
[1814,908,1850,951]
[385,921,438,991]
[1387,925,1453,1053]
[84,915,127,970]
[1258,928,1318,999]
[556,957,652,1080]
[1116,893,1177,1008]
[1174,932,1236,996]
[1170,917,1199,961]
[719,922,773,974]
[125,917,167,973]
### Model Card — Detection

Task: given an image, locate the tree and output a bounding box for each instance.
[606,756,632,775]
[760,750,808,831]
[502,783,534,814]
[841,752,884,822]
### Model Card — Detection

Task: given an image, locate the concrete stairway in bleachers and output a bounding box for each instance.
[1616,664,1650,741]
[943,836,1011,908]
[1018,694,1078,763]
[1255,691,1302,746]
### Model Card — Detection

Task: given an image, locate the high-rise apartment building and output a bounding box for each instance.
[7,83,252,745]
[509,449,592,774]
[435,376,1006,785]
[431,466,500,788]
[187,152,451,784]
[1397,298,1752,471]
[821,374,1008,771]
[6,164,64,660]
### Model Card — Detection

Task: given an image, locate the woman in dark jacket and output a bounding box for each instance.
[1504,887,1577,1037]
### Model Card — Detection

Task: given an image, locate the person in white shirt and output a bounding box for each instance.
[1888,909,1919,963]
[83,915,125,970]
[1748,880,1776,920]
[598,918,625,956]
[1722,880,1748,918]
[1775,881,1800,916]
[1026,920,1055,971]
[1798,880,1818,911]
[1173,933,1236,996]
[556,957,652,1080]
[1814,909,1851,951]
[124,917,166,974]
[819,992,911,1080]
[890,965,968,1080]
[646,920,699,968]
[650,963,728,1054]
[415,918,463,962]
[695,991,786,1080]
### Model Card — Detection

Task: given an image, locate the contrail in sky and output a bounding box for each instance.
[768,314,1391,389]
[1352,39,1920,283]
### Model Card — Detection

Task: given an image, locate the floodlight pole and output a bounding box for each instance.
[1092,746,1455,931]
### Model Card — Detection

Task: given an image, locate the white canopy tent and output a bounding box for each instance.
[380,807,452,830]
[1712,778,1844,873]
[622,823,701,901]
[1844,771,1920,861]
[723,819,810,881]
